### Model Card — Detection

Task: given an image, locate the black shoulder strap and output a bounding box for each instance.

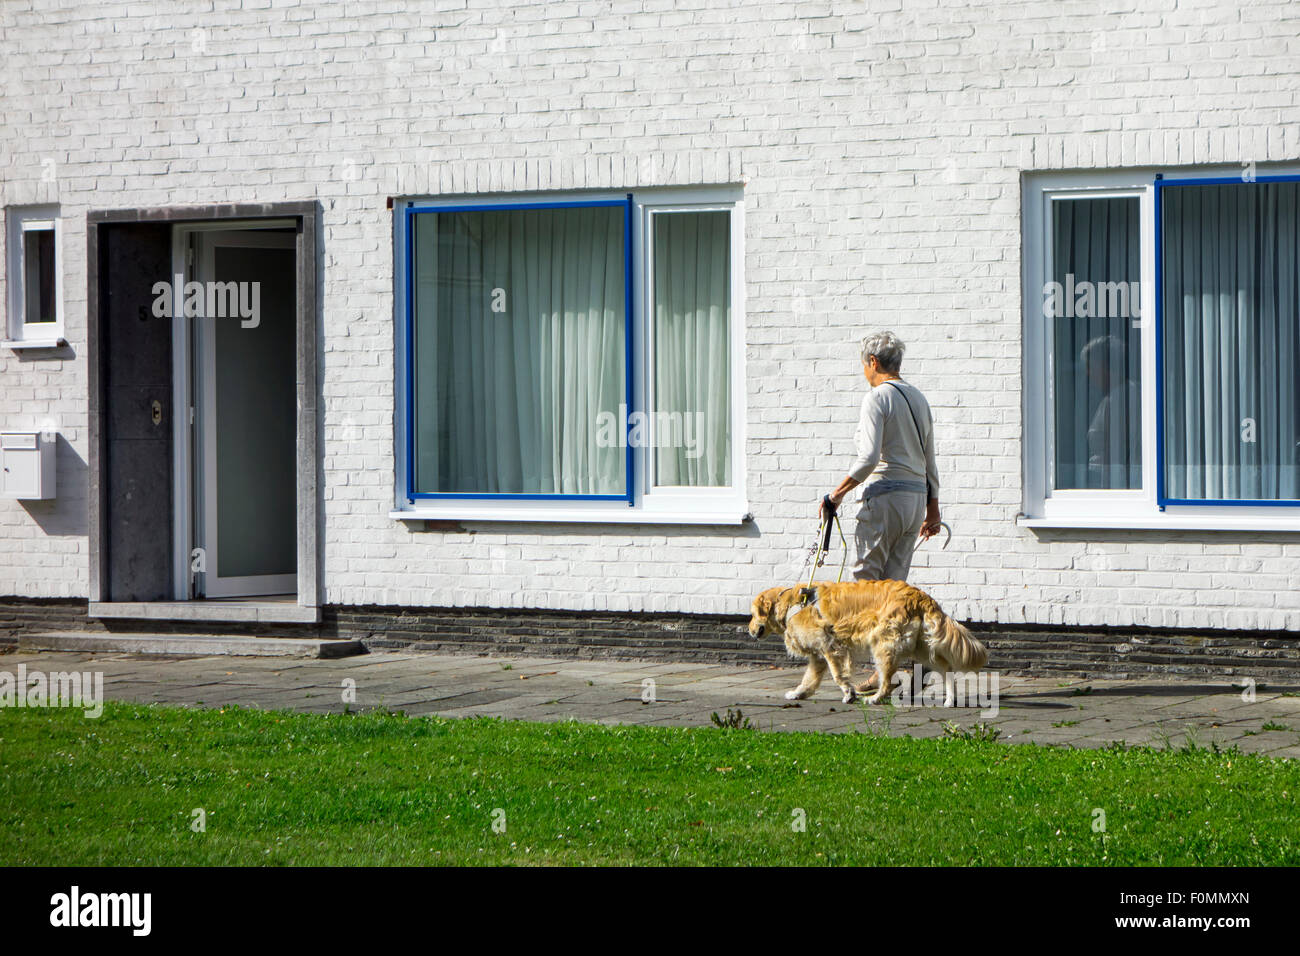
[882,381,934,498]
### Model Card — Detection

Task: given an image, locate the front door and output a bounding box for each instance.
[191,229,297,598]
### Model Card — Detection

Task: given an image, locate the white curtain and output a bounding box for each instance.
[1163,182,1300,501]
[412,206,626,495]
[1051,197,1143,489]
[653,210,732,486]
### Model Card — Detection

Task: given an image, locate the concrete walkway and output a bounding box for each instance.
[4,649,1299,757]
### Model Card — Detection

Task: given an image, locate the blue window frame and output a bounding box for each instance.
[1155,174,1300,508]
[402,198,634,503]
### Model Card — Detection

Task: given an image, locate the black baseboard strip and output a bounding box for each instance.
[1,598,1297,680]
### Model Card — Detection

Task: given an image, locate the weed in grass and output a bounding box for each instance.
[710,708,754,731]
[1053,720,1079,728]
[942,721,1002,743]
[1262,721,1291,732]
[500,663,513,671]
[858,697,895,737]
[1180,726,1235,754]
[1070,686,1094,697]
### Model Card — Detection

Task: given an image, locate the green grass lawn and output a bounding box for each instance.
[1,702,1296,866]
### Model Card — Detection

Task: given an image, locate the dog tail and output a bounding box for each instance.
[930,611,988,671]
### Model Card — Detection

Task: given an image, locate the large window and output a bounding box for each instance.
[395,189,745,523]
[1159,180,1300,505]
[409,201,630,499]
[1024,170,1300,530]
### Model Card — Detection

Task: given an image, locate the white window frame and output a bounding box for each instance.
[391,187,748,525]
[1021,165,1300,531]
[4,205,65,349]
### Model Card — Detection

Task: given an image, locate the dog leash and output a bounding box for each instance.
[803,499,950,603]
[805,496,848,593]
[924,521,953,550]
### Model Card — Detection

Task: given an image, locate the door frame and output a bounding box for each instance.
[87,202,320,616]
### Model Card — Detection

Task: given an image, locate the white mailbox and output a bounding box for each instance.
[1,432,55,499]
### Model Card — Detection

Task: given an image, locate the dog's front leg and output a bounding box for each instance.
[785,656,827,701]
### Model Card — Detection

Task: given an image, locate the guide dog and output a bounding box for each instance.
[747,579,987,706]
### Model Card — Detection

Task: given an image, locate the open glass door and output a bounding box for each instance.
[191,229,298,598]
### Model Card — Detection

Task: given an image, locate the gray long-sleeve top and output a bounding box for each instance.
[847,380,940,498]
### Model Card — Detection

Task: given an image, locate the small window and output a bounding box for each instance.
[23,226,56,324]
[649,209,733,488]
[5,206,62,346]
[1048,196,1142,491]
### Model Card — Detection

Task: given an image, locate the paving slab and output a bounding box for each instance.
[2,648,1295,758]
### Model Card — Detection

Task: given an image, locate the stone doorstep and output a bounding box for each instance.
[18,631,366,660]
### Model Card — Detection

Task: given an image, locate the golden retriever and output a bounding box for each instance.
[747,579,988,706]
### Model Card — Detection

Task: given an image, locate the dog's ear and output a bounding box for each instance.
[772,587,796,618]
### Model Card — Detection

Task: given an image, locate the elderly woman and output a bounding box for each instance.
[823,331,941,582]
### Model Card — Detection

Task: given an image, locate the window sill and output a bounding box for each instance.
[1018,514,1300,532]
[390,506,750,526]
[3,337,67,350]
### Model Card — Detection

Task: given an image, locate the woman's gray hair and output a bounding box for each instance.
[860,331,905,374]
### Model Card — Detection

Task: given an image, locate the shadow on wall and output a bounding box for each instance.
[413,518,766,541]
[1026,526,1300,548]
[18,432,86,537]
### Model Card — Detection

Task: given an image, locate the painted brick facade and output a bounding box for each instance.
[3,0,1300,631]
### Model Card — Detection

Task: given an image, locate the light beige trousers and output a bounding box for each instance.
[852,490,927,582]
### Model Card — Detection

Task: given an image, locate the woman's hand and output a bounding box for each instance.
[822,476,860,518]
[919,497,941,540]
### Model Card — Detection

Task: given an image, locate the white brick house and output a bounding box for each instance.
[2,1,1299,665]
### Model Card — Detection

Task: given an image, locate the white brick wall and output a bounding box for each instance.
[3,0,1300,630]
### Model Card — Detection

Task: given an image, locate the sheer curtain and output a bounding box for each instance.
[1162,182,1300,501]
[1051,197,1142,490]
[652,210,732,487]
[412,205,626,496]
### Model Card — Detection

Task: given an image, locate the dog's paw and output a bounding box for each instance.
[841,688,857,704]
[785,689,809,701]
[867,692,889,705]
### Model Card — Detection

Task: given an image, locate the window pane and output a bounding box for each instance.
[410,205,626,496]
[652,210,731,487]
[1162,181,1300,501]
[23,227,56,325]
[1048,197,1142,490]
